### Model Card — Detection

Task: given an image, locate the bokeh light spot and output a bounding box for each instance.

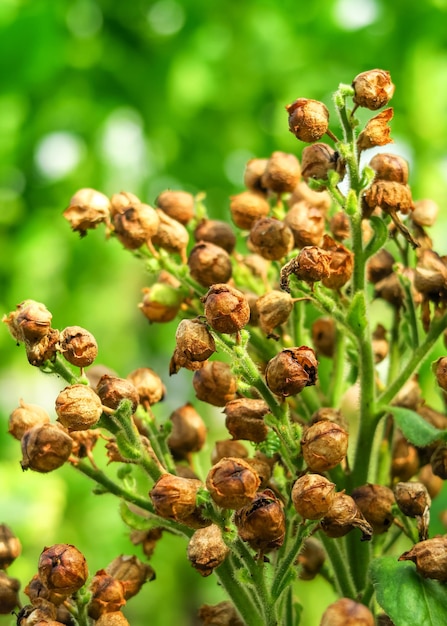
[34,132,85,180]
[147,0,185,36]
[334,0,379,30]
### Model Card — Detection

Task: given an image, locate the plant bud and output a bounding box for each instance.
[297,538,325,580]
[321,234,353,290]
[248,217,294,261]
[265,346,318,397]
[234,489,285,554]
[372,324,389,364]
[193,361,237,407]
[156,189,195,225]
[284,201,325,248]
[367,248,395,284]
[9,400,50,441]
[261,151,301,193]
[301,143,345,184]
[399,535,447,582]
[55,384,103,431]
[88,569,126,619]
[256,290,295,338]
[320,597,375,626]
[113,202,159,250]
[280,247,331,290]
[357,108,394,151]
[230,191,270,230]
[320,492,373,540]
[352,69,395,110]
[105,555,155,600]
[3,299,52,343]
[170,319,216,374]
[394,481,431,518]
[198,601,244,626]
[38,544,88,596]
[167,403,207,458]
[291,473,336,520]
[63,188,111,236]
[430,443,447,479]
[301,420,348,472]
[351,484,395,534]
[150,473,205,524]
[369,153,409,184]
[152,208,189,263]
[391,437,420,481]
[59,326,98,368]
[95,612,130,626]
[206,457,260,509]
[286,98,330,143]
[329,211,351,241]
[96,375,139,412]
[127,367,165,406]
[202,284,250,335]
[139,283,182,323]
[211,439,249,464]
[0,525,21,570]
[21,423,73,472]
[243,158,269,194]
[223,398,270,443]
[311,317,336,358]
[412,198,439,227]
[194,219,236,254]
[0,571,21,614]
[187,524,230,576]
[188,242,233,287]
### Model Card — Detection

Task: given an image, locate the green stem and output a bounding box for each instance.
[271,521,314,599]
[41,354,84,385]
[215,557,266,626]
[328,327,346,407]
[318,533,357,599]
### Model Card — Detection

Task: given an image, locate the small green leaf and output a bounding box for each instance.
[364,215,389,259]
[119,501,159,531]
[386,406,447,447]
[346,291,367,337]
[370,556,447,626]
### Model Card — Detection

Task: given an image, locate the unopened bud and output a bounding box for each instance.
[352,69,395,110]
[291,473,336,520]
[187,524,230,576]
[206,457,260,509]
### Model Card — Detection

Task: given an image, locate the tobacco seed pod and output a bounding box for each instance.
[357,108,394,151]
[301,143,345,184]
[3,299,53,343]
[256,290,295,338]
[0,524,21,570]
[234,489,285,553]
[206,457,260,509]
[113,202,160,250]
[198,601,244,626]
[229,190,270,230]
[291,473,336,520]
[202,284,250,335]
[8,399,51,441]
[414,250,447,297]
[311,317,336,358]
[352,69,395,110]
[38,544,88,596]
[211,439,249,464]
[281,247,332,289]
[351,484,395,534]
[366,248,395,284]
[170,319,216,374]
[320,597,375,626]
[320,492,373,540]
[412,199,439,227]
[392,374,423,411]
[329,210,350,242]
[130,528,163,560]
[156,189,195,225]
[167,403,207,458]
[434,356,447,392]
[363,180,413,216]
[127,367,165,406]
[193,361,237,407]
[21,423,73,473]
[244,158,269,193]
[284,201,325,248]
[16,604,59,625]
[369,153,409,184]
[96,375,139,413]
[152,208,189,263]
[297,537,326,580]
[110,191,141,217]
[95,612,130,626]
[63,188,111,236]
[321,234,354,290]
[394,481,431,518]
[391,437,420,481]
[245,456,273,489]
[430,443,447,479]
[223,398,270,443]
[25,328,60,367]
[418,463,444,499]
[309,407,347,428]
[188,241,233,287]
[261,151,301,193]
[372,324,389,364]
[248,217,294,261]
[399,535,447,582]
[0,571,21,614]
[55,384,103,431]
[301,420,348,472]
[59,325,98,367]
[187,524,230,577]
[286,98,330,143]
[139,283,182,323]
[150,473,205,524]
[265,346,318,397]
[194,219,236,254]
[288,180,332,212]
[105,555,155,600]
[24,573,67,606]
[88,569,126,619]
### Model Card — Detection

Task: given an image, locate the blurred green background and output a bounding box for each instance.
[1,0,447,624]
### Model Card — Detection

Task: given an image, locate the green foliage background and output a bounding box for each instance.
[1,0,447,624]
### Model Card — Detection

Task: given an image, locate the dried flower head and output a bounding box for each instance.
[63,188,111,236]
[352,69,395,110]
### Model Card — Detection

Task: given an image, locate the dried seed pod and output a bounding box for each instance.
[301,420,348,472]
[418,463,444,499]
[261,151,301,193]
[170,319,216,374]
[188,241,233,287]
[372,324,389,364]
[194,219,236,254]
[329,211,351,241]
[414,250,447,298]
[25,328,60,367]
[202,284,250,335]
[150,473,206,526]
[280,247,331,290]
[0,525,21,570]
[244,158,269,193]
[234,489,285,553]
[96,375,139,413]
[288,181,332,212]
[301,143,345,184]
[265,346,318,397]
[367,248,395,284]
[24,573,67,606]
[394,481,431,518]
[256,290,295,338]
[291,473,336,520]
[363,180,413,215]
[38,544,88,596]
[110,191,141,217]
[88,569,126,619]
[229,191,270,230]
[3,299,52,343]
[55,384,103,431]
[352,69,395,110]
[283,202,325,248]
[156,189,195,225]
[0,571,21,614]
[63,188,111,236]
[430,443,447,479]
[59,326,98,368]
[351,484,395,534]
[245,455,273,489]
[152,208,189,262]
[373,273,405,308]
[206,457,260,509]
[357,108,394,151]
[321,234,354,290]
[130,528,163,560]
[412,198,439,227]
[198,601,244,626]
[223,398,270,443]
[369,153,409,184]
[311,317,336,358]
[391,437,420,482]
[187,524,230,576]
[286,98,330,143]
[21,423,73,473]
[16,603,59,625]
[320,597,375,626]
[8,399,50,441]
[399,535,447,582]
[95,612,130,626]
[193,361,237,407]
[248,217,294,261]
[211,439,249,464]
[139,283,183,323]
[309,407,347,428]
[113,202,160,250]
[297,537,326,580]
[105,555,155,600]
[320,492,373,540]
[127,367,165,406]
[167,403,207,458]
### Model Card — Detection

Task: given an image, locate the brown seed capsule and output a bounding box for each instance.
[248,217,294,261]
[156,189,195,225]
[320,597,375,626]
[193,361,238,407]
[187,524,230,577]
[291,473,336,520]
[329,210,351,241]
[234,489,285,554]
[351,484,395,534]
[399,535,447,582]
[261,151,301,193]
[16,603,59,625]
[206,457,260,509]
[3,299,52,343]
[369,152,409,184]
[59,325,98,368]
[284,201,325,249]
[301,420,348,472]
[0,525,21,570]
[198,601,244,626]
[139,283,182,323]
[412,199,439,227]
[352,69,395,110]
[286,98,330,143]
[297,537,326,580]
[256,290,295,338]
[391,437,420,482]
[150,473,204,523]
[113,202,160,250]
[321,234,354,290]
[245,455,273,489]
[95,612,130,626]
[96,375,139,413]
[430,443,447,479]
[202,284,250,335]
[110,191,141,218]
[55,384,103,431]
[88,569,126,619]
[170,319,216,374]
[21,423,73,473]
[301,143,345,184]
[194,219,236,254]
[357,108,394,151]
[320,492,373,540]
[418,463,444,499]
[244,158,269,194]
[311,317,336,358]
[167,403,207,458]
[224,398,270,443]
[188,241,233,287]
[8,400,51,441]
[152,208,189,262]
[127,367,165,406]
[24,573,67,606]
[265,346,318,397]
[130,528,163,560]
[38,544,88,596]
[394,481,431,518]
[25,328,60,367]
[0,571,21,614]
[363,180,413,216]
[280,247,332,290]
[229,191,270,230]
[63,188,111,236]
[372,324,389,364]
[414,250,447,299]
[211,439,249,464]
[367,248,395,284]
[288,181,332,212]
[105,555,155,600]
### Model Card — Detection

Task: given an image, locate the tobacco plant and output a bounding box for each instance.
[2,69,447,626]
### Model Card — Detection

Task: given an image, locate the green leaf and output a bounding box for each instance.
[346,291,367,337]
[119,501,160,531]
[364,215,389,259]
[370,556,447,626]
[386,406,447,447]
